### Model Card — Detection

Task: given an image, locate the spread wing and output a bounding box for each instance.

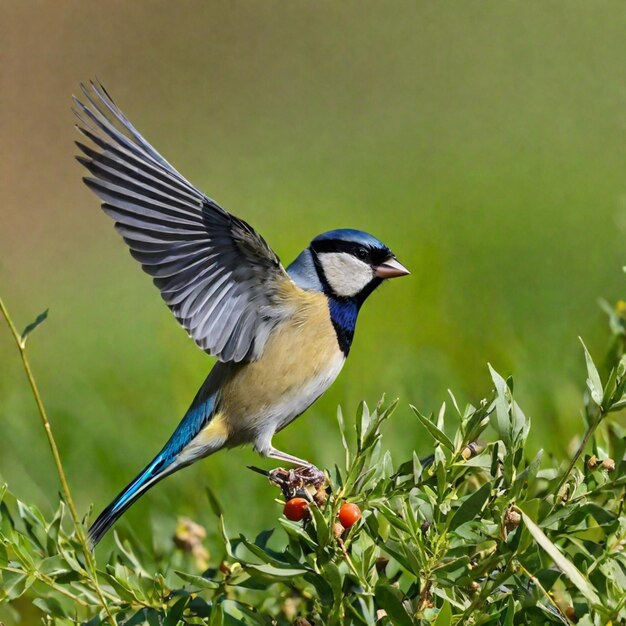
[74,82,298,363]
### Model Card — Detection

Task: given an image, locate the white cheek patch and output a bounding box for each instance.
[318,252,374,297]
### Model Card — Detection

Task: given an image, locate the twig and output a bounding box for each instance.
[247,465,269,477]
[517,563,570,624]
[0,296,116,625]
[552,406,602,500]
[3,565,90,607]
[337,536,371,592]
[456,559,514,623]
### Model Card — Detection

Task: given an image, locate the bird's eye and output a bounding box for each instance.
[356,247,368,260]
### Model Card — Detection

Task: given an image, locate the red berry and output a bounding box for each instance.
[338,502,361,528]
[284,497,310,521]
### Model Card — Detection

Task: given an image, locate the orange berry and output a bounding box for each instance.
[338,502,361,528]
[283,497,310,522]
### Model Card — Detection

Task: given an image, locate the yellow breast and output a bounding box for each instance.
[219,289,344,443]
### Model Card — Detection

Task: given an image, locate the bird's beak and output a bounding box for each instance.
[374,257,410,279]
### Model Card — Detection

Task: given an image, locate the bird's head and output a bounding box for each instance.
[309,229,409,302]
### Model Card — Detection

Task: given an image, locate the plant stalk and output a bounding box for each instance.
[0,296,116,625]
[552,407,602,500]
[3,565,90,607]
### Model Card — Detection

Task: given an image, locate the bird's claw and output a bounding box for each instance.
[268,465,325,489]
[267,465,327,504]
[246,464,327,504]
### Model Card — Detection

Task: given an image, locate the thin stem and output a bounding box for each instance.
[337,536,371,593]
[3,565,90,607]
[0,297,116,625]
[456,559,514,623]
[0,300,79,532]
[517,563,569,623]
[417,578,433,613]
[552,408,602,499]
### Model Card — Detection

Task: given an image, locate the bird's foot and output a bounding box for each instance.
[271,465,328,505]
[269,465,326,492]
[249,464,327,505]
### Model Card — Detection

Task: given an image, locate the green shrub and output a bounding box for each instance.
[0,295,624,625]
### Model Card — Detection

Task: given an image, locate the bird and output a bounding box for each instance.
[73,82,409,547]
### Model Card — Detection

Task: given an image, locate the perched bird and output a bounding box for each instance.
[73,82,409,546]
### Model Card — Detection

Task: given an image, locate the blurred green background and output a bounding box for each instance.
[2,2,626,551]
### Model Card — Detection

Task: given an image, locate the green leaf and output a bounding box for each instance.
[210,601,224,626]
[511,449,543,498]
[310,502,330,547]
[175,570,220,590]
[45,500,64,554]
[101,570,141,602]
[463,405,491,447]
[0,569,35,600]
[303,572,335,607]
[602,365,619,407]
[323,560,343,608]
[38,554,72,577]
[433,600,452,626]
[489,364,512,447]
[383,540,416,573]
[450,482,491,529]
[164,596,189,626]
[609,397,626,412]
[239,534,298,569]
[278,517,318,549]
[114,532,149,577]
[448,389,463,417]
[245,563,309,578]
[337,405,351,467]
[377,503,411,533]
[205,485,223,517]
[362,399,398,451]
[374,583,414,626]
[436,402,446,430]
[511,400,529,445]
[519,507,601,606]
[218,514,232,557]
[410,406,454,452]
[579,338,603,406]
[412,451,423,483]
[502,596,515,626]
[33,596,67,618]
[355,401,371,450]
[20,308,49,346]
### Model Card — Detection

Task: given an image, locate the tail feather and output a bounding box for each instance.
[89,387,219,547]
[88,454,171,547]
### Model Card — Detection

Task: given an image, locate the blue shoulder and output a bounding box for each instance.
[286,249,323,292]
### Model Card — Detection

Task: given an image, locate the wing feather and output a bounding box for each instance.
[75,81,298,362]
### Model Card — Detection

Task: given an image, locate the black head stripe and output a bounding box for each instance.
[311,239,391,265]
[311,238,358,254]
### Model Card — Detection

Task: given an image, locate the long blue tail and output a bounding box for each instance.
[88,453,171,547]
[88,389,218,547]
